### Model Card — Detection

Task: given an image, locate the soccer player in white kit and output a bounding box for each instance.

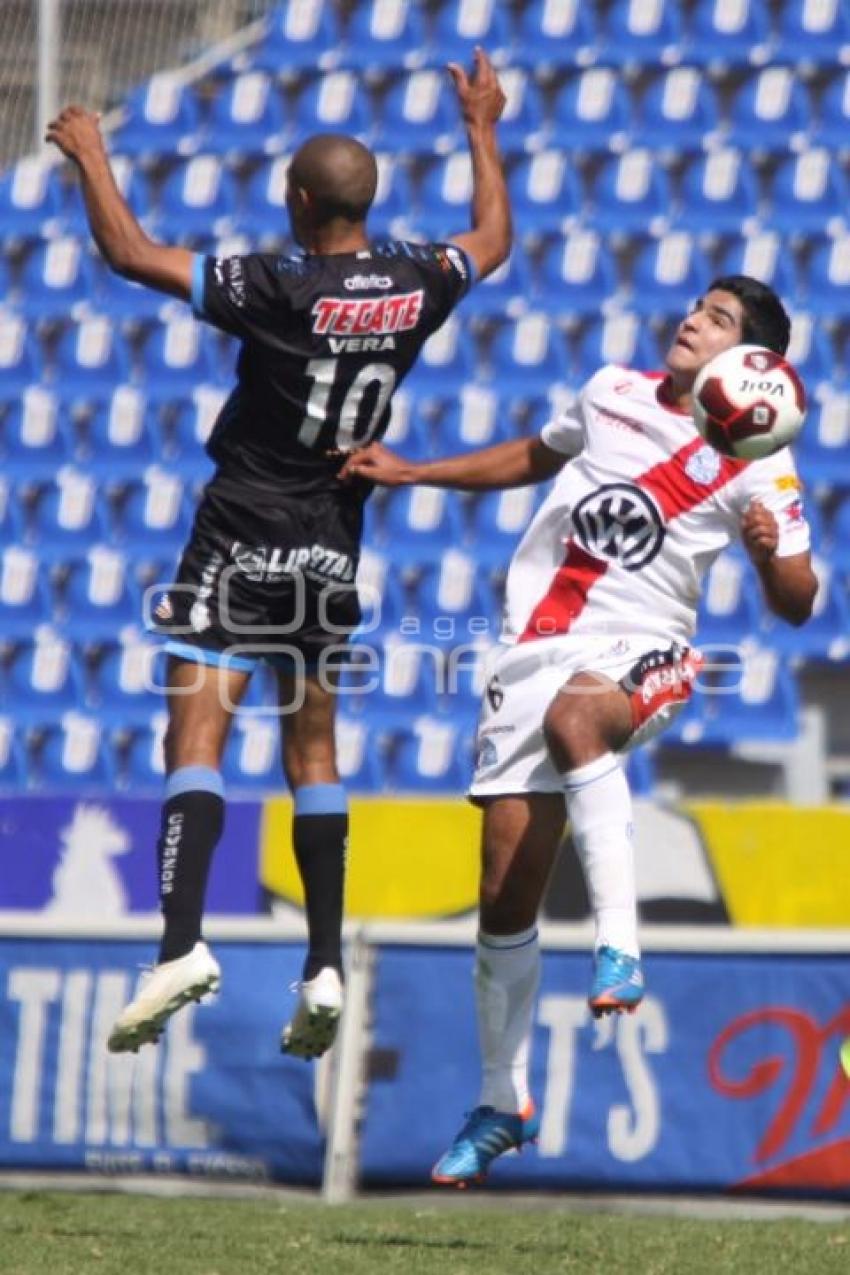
[342,276,818,1185]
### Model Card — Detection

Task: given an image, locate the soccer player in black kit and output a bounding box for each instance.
[47,49,510,1057]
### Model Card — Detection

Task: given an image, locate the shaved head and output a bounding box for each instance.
[288,133,378,226]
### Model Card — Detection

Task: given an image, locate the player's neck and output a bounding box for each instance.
[660,372,694,415]
[303,222,371,256]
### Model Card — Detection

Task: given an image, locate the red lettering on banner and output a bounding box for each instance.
[311,291,424,337]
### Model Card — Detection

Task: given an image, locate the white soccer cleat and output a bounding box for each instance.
[280,966,343,1060]
[107,941,221,1054]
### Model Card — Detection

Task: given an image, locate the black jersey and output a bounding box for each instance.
[191,241,475,495]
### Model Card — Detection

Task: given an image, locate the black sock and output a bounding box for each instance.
[292,785,348,981]
[157,773,225,964]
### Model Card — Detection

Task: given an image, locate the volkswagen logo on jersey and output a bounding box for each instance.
[571,483,665,572]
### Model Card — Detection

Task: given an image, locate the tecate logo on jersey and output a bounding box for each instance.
[311,291,424,336]
[343,273,393,290]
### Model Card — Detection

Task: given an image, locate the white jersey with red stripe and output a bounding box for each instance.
[502,365,810,648]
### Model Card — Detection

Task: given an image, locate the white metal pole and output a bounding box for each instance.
[36,0,60,154]
[321,932,375,1203]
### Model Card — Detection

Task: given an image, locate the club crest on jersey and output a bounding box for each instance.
[685,445,722,485]
[571,483,665,571]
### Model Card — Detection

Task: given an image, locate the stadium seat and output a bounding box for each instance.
[814,71,850,152]
[80,387,160,475]
[380,391,434,462]
[726,67,814,152]
[334,716,386,792]
[695,549,761,648]
[166,386,226,476]
[684,0,773,67]
[413,153,476,239]
[114,469,193,557]
[760,557,850,663]
[492,69,548,154]
[123,718,167,789]
[356,568,407,644]
[249,0,343,74]
[573,315,661,381]
[469,487,542,568]
[512,0,600,71]
[424,0,513,67]
[717,232,803,312]
[801,235,850,317]
[826,492,850,572]
[290,72,375,144]
[1,632,89,724]
[0,548,53,640]
[0,480,27,548]
[111,75,203,157]
[795,394,850,486]
[0,315,46,396]
[697,648,799,744]
[534,231,621,316]
[628,233,711,317]
[625,747,657,797]
[549,69,633,154]
[60,155,151,237]
[17,238,97,322]
[0,157,64,241]
[203,72,289,157]
[775,0,850,65]
[51,318,133,404]
[92,637,166,725]
[378,487,465,558]
[763,150,849,236]
[412,552,498,644]
[35,715,118,791]
[634,68,722,152]
[233,156,291,243]
[221,718,281,791]
[138,319,224,399]
[388,717,471,792]
[376,71,459,157]
[29,469,110,559]
[588,150,673,235]
[403,315,478,398]
[0,717,28,789]
[92,260,174,323]
[784,314,837,394]
[368,155,418,239]
[599,0,685,66]
[58,549,141,640]
[339,0,429,71]
[433,386,512,453]
[485,314,572,394]
[439,636,493,724]
[0,388,73,478]
[507,151,584,236]
[460,244,533,318]
[153,156,239,242]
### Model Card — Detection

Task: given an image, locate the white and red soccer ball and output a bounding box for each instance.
[691,344,806,460]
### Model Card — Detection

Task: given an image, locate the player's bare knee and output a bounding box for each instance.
[543,695,598,771]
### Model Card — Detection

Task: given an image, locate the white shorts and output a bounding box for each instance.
[469,635,700,800]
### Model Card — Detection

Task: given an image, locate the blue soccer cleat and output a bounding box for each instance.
[431,1102,539,1188]
[588,944,645,1017]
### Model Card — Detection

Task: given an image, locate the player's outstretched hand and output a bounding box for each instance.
[338,442,414,487]
[448,47,506,128]
[741,499,778,564]
[46,105,105,164]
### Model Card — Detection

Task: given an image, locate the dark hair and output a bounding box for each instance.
[289,133,378,225]
[706,274,791,355]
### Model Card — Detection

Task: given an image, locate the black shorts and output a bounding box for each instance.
[149,478,362,673]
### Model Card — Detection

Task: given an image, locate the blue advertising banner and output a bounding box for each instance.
[0,797,263,915]
[360,946,850,1195]
[0,937,323,1184]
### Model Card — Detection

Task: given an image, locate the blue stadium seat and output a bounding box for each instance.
[0,480,27,548]
[775,0,850,65]
[1,633,89,724]
[92,638,166,724]
[114,470,193,557]
[356,568,407,643]
[0,315,46,396]
[233,157,291,243]
[0,717,27,789]
[375,71,459,156]
[760,558,850,662]
[153,156,239,242]
[534,231,622,316]
[111,75,203,157]
[695,549,761,648]
[795,394,850,486]
[433,386,512,454]
[249,0,343,74]
[166,386,226,477]
[340,0,429,71]
[80,387,160,475]
[61,155,153,239]
[461,245,533,318]
[625,747,657,796]
[826,492,850,572]
[29,470,109,559]
[628,233,712,316]
[486,314,571,394]
[404,315,478,397]
[92,260,174,323]
[0,157,64,241]
[334,716,386,792]
[684,0,773,68]
[600,0,685,66]
[412,552,497,643]
[379,487,465,558]
[814,71,850,152]
[549,69,633,153]
[784,314,837,394]
[697,649,799,744]
[388,718,471,792]
[123,720,167,789]
[801,235,850,317]
[763,150,849,236]
[424,0,513,67]
[203,72,289,157]
[438,637,492,724]
[0,548,53,639]
[138,319,224,399]
[469,487,542,568]
[0,388,73,478]
[51,318,133,404]
[573,315,661,381]
[635,68,722,151]
[512,0,600,72]
[589,150,672,235]
[414,154,476,239]
[494,69,548,154]
[726,67,814,152]
[58,550,141,640]
[17,238,98,321]
[379,391,433,462]
[221,718,281,791]
[35,715,118,791]
[290,72,375,144]
[717,232,803,312]
[507,151,584,236]
[368,155,418,239]
[346,638,442,724]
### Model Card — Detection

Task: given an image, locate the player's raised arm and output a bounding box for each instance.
[340,437,566,491]
[448,48,511,280]
[46,105,192,301]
